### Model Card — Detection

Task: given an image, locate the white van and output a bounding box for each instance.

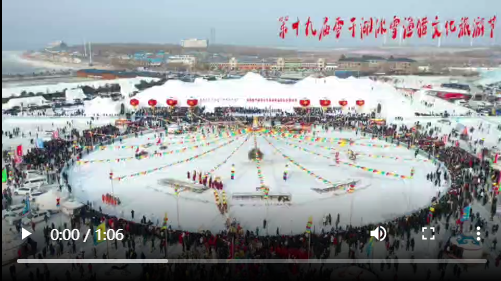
[22,211,50,226]
[13,187,36,196]
[23,176,46,188]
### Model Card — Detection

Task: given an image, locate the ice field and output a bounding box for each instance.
[65,127,446,234]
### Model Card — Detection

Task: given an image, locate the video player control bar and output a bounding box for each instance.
[17,259,487,264]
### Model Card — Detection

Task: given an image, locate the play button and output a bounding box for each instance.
[21,228,32,240]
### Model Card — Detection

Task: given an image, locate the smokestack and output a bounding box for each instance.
[83,39,87,57]
[89,42,93,66]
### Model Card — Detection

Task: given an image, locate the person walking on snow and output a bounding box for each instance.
[283,164,289,181]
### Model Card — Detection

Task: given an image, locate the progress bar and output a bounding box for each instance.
[17,259,487,264]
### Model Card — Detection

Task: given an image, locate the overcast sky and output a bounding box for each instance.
[2,0,500,50]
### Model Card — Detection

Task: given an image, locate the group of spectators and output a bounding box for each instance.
[3,112,501,281]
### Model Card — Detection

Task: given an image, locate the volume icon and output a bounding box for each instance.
[476,226,481,241]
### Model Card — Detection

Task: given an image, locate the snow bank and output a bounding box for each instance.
[129,73,421,119]
[2,77,159,98]
[412,90,474,115]
[84,97,122,115]
[65,88,86,101]
[4,96,48,109]
[385,75,461,89]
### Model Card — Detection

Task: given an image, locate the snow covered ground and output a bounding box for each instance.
[62,127,444,234]
[2,114,500,281]
[2,77,158,98]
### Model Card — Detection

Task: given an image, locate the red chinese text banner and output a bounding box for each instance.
[278,16,497,41]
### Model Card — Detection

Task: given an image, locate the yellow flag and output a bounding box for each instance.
[94,222,106,245]
[162,213,169,229]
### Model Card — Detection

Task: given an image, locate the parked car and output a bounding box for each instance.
[22,211,50,226]
[13,187,37,196]
[2,204,25,219]
[4,212,23,225]
[23,176,46,188]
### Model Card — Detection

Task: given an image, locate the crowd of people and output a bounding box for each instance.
[3,112,500,281]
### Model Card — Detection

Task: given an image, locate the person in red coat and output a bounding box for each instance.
[203,174,208,187]
[187,171,190,179]
[208,176,213,188]
[193,170,196,182]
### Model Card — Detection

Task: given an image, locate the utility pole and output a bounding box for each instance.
[89,42,93,66]
[83,39,87,57]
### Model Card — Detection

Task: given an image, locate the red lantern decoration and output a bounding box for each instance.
[356,100,365,106]
[187,98,198,108]
[148,99,157,108]
[320,99,331,112]
[130,99,139,108]
[339,100,348,107]
[167,98,178,107]
[299,99,311,107]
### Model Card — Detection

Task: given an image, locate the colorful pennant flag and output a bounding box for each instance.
[94,223,107,245]
[2,169,6,183]
[306,216,313,234]
[162,213,168,230]
[268,136,411,180]
[112,137,242,181]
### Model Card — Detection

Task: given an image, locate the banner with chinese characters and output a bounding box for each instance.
[278,16,497,42]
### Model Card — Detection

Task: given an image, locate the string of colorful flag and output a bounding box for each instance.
[206,136,249,176]
[271,136,412,180]
[267,131,404,149]
[81,130,247,150]
[77,137,232,164]
[253,133,269,199]
[111,137,241,181]
[267,133,428,163]
[263,136,337,186]
[352,152,431,163]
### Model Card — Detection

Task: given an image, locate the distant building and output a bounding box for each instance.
[337,55,417,74]
[130,51,166,66]
[210,57,327,71]
[45,41,69,54]
[167,55,197,66]
[181,39,209,49]
[386,57,418,74]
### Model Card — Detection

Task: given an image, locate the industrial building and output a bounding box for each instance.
[209,57,327,71]
[338,55,418,74]
[166,55,197,67]
[181,39,209,49]
[130,52,166,66]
